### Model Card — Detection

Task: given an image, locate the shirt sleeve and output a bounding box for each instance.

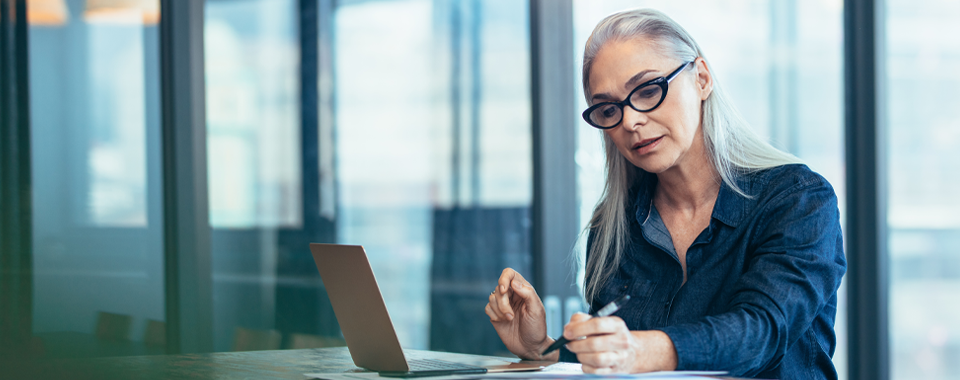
[559,345,579,363]
[658,175,847,377]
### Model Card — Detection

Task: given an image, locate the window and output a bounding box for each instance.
[27,0,165,357]
[203,0,532,355]
[886,0,960,378]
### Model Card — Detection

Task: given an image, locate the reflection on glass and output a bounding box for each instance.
[205,0,301,229]
[886,0,960,378]
[204,0,310,353]
[203,0,532,355]
[573,0,845,375]
[28,0,165,358]
[334,0,531,354]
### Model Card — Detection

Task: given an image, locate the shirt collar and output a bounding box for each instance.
[634,172,750,229]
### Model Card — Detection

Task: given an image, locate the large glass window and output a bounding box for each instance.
[205,0,301,229]
[28,0,165,358]
[204,0,306,352]
[203,0,532,355]
[572,0,846,375]
[886,1,960,378]
[334,0,531,355]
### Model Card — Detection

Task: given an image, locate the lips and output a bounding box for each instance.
[631,136,663,152]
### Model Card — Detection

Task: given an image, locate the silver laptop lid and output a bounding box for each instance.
[309,243,409,372]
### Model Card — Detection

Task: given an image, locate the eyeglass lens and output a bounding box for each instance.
[586,83,664,128]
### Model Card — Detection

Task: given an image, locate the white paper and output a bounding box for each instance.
[456,370,727,379]
[305,363,726,380]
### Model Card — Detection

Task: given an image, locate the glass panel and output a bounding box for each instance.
[572,0,846,375]
[28,0,165,358]
[334,0,531,355]
[203,0,307,352]
[886,0,960,378]
[205,0,301,229]
[203,0,531,355]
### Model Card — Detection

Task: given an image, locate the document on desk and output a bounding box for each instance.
[458,370,728,379]
[305,362,726,380]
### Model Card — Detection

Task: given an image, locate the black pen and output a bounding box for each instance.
[541,294,631,356]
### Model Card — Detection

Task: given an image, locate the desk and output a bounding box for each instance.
[6,347,515,380]
[5,347,749,380]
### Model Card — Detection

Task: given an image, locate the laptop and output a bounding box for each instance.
[309,243,547,378]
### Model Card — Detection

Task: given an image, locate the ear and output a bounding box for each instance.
[694,58,713,101]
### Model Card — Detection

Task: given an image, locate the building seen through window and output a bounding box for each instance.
[203,0,531,354]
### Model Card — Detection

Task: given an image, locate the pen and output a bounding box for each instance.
[540,294,631,356]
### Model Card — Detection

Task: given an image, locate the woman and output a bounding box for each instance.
[484,9,845,379]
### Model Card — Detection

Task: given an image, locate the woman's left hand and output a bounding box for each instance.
[563,313,679,373]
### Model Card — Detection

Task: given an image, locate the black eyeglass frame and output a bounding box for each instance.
[581,60,695,129]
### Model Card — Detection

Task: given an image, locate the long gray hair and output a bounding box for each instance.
[581,9,802,304]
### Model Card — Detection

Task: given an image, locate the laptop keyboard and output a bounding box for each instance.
[407,359,482,372]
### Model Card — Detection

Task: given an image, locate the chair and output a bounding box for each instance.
[232,327,282,351]
[286,333,345,349]
[94,311,133,341]
[142,319,166,347]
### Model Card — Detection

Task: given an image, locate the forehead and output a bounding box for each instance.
[587,38,673,95]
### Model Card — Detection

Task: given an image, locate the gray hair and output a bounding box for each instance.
[581,9,802,304]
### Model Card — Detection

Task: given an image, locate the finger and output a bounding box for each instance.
[565,329,631,354]
[497,286,515,320]
[589,366,615,375]
[509,270,530,286]
[485,303,501,322]
[488,291,506,320]
[562,312,591,340]
[565,333,615,354]
[576,351,620,369]
[580,363,613,374]
[510,278,541,308]
[498,268,519,294]
[564,316,626,341]
[580,363,598,374]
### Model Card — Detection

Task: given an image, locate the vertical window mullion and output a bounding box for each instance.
[159,0,214,354]
[844,0,889,379]
[529,0,578,307]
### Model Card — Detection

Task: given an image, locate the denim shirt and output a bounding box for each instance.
[559,164,846,379]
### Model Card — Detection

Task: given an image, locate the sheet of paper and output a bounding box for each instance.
[457,370,727,379]
[305,363,725,380]
[303,372,465,380]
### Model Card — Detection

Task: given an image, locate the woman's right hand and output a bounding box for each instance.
[484,268,558,361]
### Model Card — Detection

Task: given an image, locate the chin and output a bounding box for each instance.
[628,155,671,174]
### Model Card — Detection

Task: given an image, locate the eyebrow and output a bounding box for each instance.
[590,69,661,103]
[625,69,659,88]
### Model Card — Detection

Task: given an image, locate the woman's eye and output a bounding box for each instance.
[637,87,660,99]
[600,106,618,118]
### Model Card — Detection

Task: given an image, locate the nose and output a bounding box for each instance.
[619,105,647,131]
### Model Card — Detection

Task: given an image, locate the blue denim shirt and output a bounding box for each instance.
[559,164,846,379]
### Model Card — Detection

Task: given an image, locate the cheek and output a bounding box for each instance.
[605,130,633,156]
[604,131,641,166]
[672,91,703,141]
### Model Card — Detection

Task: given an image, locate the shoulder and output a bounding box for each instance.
[735,165,842,237]
[741,164,836,203]
[717,164,840,230]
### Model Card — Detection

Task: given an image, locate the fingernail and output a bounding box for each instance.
[506,313,514,320]
[500,285,506,293]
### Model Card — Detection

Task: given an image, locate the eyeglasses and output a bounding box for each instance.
[582,61,694,129]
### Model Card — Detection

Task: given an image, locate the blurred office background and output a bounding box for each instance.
[1,0,958,379]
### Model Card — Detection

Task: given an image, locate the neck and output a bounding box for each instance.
[654,140,720,212]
